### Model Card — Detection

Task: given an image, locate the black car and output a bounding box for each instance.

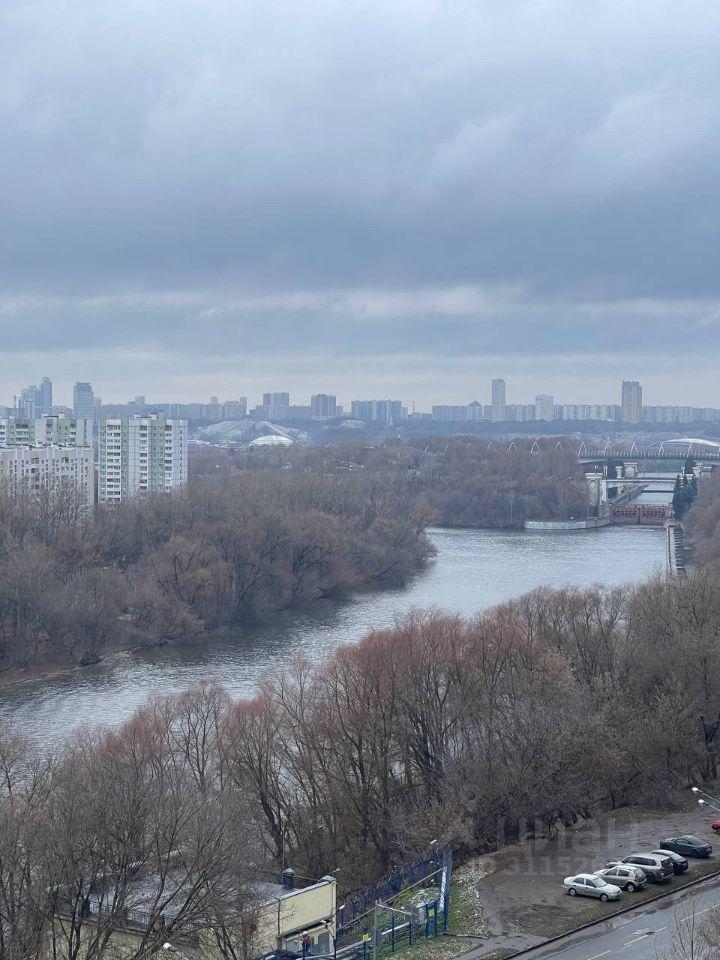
[659,836,712,858]
[652,849,689,874]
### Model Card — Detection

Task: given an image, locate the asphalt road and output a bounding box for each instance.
[522,875,720,959]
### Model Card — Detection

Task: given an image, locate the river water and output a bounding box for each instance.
[0,526,666,747]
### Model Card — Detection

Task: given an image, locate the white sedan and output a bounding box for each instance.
[563,873,622,901]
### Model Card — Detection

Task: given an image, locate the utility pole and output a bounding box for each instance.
[373,903,379,960]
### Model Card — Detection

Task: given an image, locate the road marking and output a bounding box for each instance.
[623,936,649,946]
[586,952,610,959]
[679,903,720,923]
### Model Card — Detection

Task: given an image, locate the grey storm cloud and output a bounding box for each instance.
[1,0,720,402]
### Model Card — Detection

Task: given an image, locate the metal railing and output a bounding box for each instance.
[303,900,447,960]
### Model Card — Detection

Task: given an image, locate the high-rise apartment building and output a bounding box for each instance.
[535,394,554,421]
[0,416,92,447]
[0,446,94,510]
[262,392,290,421]
[350,399,404,423]
[643,405,720,423]
[37,415,92,446]
[432,405,466,421]
[223,398,248,419]
[310,394,337,419]
[491,379,506,422]
[98,415,188,503]
[430,401,486,421]
[73,382,96,422]
[621,380,642,423]
[506,404,535,421]
[0,418,34,445]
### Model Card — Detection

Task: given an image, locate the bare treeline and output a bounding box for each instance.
[0,471,432,673]
[223,567,720,884]
[4,567,720,959]
[192,436,589,528]
[0,685,262,960]
[686,469,720,565]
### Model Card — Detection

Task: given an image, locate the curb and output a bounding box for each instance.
[453,867,720,960]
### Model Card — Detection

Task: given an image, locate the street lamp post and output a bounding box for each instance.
[322,918,340,960]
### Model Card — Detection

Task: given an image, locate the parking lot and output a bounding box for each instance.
[447,800,720,958]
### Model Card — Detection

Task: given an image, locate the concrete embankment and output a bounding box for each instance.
[666,520,688,576]
[524,517,610,532]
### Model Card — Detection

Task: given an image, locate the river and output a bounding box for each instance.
[0,525,666,747]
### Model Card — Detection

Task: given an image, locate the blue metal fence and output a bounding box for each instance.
[329,845,451,959]
[305,895,449,960]
[336,847,448,939]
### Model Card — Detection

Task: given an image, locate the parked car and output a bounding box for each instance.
[594,865,647,892]
[563,874,622,901]
[659,836,713,858]
[712,819,720,835]
[651,849,689,874]
[605,853,674,882]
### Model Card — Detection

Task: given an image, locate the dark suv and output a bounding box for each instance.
[605,853,674,882]
[659,836,712,858]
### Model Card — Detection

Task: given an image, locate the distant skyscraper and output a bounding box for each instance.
[19,385,40,418]
[491,379,506,422]
[39,377,53,416]
[535,394,554,421]
[311,394,337,419]
[621,380,642,423]
[73,382,96,422]
[262,392,290,420]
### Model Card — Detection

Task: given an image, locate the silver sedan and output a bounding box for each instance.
[563,874,622,901]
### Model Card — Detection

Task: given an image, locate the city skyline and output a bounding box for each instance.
[2,373,717,415]
[2,364,720,411]
[3,373,719,427]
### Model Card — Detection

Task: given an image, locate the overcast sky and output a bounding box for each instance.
[2,0,720,407]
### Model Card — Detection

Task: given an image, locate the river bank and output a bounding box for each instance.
[0,526,667,746]
[0,642,159,690]
[0,568,431,691]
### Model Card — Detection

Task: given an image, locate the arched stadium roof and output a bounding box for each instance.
[648,437,720,449]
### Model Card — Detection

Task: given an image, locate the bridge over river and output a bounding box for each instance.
[578,438,720,465]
